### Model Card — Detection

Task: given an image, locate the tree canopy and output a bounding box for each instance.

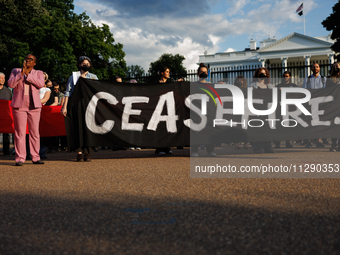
[0,0,127,84]
[148,53,186,78]
[322,1,340,60]
[126,65,145,78]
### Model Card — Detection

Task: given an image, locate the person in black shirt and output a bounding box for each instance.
[326,62,340,151]
[275,71,296,148]
[45,80,58,106]
[276,71,297,88]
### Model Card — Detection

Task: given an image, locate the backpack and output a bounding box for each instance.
[307,75,326,88]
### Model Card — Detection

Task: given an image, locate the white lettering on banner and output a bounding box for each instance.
[147,91,179,133]
[215,96,233,120]
[84,86,336,135]
[214,84,245,114]
[281,88,312,115]
[85,92,118,134]
[121,97,149,131]
[282,105,309,128]
[183,94,207,131]
[247,87,278,116]
[241,98,263,130]
[310,96,333,126]
[201,94,209,115]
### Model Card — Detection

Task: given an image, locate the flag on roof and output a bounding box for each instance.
[296,3,303,16]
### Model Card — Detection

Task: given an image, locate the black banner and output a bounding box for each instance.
[65,78,190,150]
[65,78,340,150]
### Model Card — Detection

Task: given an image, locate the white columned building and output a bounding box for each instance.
[197,32,335,85]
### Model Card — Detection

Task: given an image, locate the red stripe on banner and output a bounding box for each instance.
[0,99,66,137]
[0,99,15,133]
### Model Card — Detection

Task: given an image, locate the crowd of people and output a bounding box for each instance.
[1,54,340,164]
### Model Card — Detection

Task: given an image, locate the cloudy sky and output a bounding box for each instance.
[74,0,337,72]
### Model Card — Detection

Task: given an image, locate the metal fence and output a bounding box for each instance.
[124,63,332,86]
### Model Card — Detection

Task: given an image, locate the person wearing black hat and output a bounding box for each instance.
[61,56,98,162]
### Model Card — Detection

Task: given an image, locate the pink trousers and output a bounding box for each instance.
[12,107,41,163]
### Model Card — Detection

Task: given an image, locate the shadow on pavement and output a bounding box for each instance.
[0,191,339,254]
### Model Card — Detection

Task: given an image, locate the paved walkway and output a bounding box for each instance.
[0,145,339,254]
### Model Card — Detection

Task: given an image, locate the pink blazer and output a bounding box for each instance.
[7,68,45,108]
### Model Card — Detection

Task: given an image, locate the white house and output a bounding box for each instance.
[193,32,335,85]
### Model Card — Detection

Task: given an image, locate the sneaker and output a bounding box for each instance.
[15,161,23,166]
[157,152,166,155]
[329,146,337,152]
[208,151,217,157]
[129,147,135,150]
[136,147,141,150]
[191,152,199,157]
[77,154,84,162]
[167,150,173,154]
[316,142,325,148]
[33,160,45,164]
[84,154,91,162]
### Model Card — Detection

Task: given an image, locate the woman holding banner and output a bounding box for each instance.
[155,66,174,155]
[248,67,274,153]
[326,62,340,152]
[191,63,216,157]
[61,56,98,162]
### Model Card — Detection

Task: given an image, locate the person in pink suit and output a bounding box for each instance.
[7,54,45,166]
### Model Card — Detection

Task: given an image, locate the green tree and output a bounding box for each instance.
[0,0,127,84]
[127,65,145,77]
[322,1,340,60]
[148,53,186,78]
[0,0,48,73]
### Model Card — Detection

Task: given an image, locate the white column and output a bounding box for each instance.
[281,57,288,71]
[259,59,265,68]
[328,54,335,65]
[304,55,311,77]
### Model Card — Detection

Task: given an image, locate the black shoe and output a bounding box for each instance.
[15,161,23,166]
[285,142,293,148]
[263,148,275,153]
[253,148,263,153]
[316,142,325,148]
[77,154,84,162]
[33,160,44,164]
[84,154,91,162]
[329,146,337,152]
[305,142,312,148]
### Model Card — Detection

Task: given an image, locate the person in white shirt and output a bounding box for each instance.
[302,63,327,89]
[302,63,327,148]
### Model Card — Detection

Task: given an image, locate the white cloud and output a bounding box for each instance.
[224,48,236,52]
[75,0,318,71]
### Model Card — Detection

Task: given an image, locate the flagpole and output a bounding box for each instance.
[303,1,305,35]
